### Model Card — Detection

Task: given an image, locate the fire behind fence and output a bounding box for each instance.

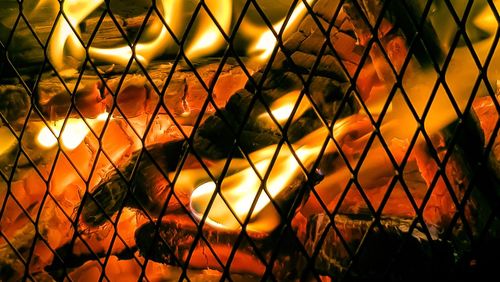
[0,0,499,281]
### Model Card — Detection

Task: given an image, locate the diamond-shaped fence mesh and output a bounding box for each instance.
[0,0,499,281]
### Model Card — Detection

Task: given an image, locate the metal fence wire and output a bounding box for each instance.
[0,0,499,281]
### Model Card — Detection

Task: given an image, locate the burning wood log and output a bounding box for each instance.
[0,59,254,127]
[45,208,147,280]
[79,140,186,227]
[294,213,456,280]
[134,213,456,280]
[77,0,360,229]
[0,198,73,281]
[74,2,493,281]
[81,0,490,237]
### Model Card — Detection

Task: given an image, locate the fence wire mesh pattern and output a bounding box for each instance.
[0,0,499,281]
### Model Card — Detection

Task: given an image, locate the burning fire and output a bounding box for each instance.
[41,0,183,70]
[188,115,371,232]
[189,1,499,232]
[31,0,314,154]
[190,141,319,233]
[89,0,183,67]
[258,90,311,125]
[26,0,498,235]
[37,0,311,72]
[1,1,499,280]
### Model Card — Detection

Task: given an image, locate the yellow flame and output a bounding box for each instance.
[41,0,316,70]
[185,0,232,59]
[89,0,182,67]
[189,114,361,233]
[190,140,319,233]
[45,0,183,70]
[36,113,109,150]
[249,0,315,61]
[258,90,311,125]
[46,0,103,71]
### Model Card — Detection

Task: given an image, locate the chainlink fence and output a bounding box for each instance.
[0,0,499,281]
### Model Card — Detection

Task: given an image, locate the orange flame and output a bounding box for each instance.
[36,113,109,150]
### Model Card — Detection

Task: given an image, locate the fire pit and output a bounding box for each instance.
[1,0,499,280]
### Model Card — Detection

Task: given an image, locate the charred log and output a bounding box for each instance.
[134,213,456,281]
[80,140,186,226]
[0,59,252,129]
